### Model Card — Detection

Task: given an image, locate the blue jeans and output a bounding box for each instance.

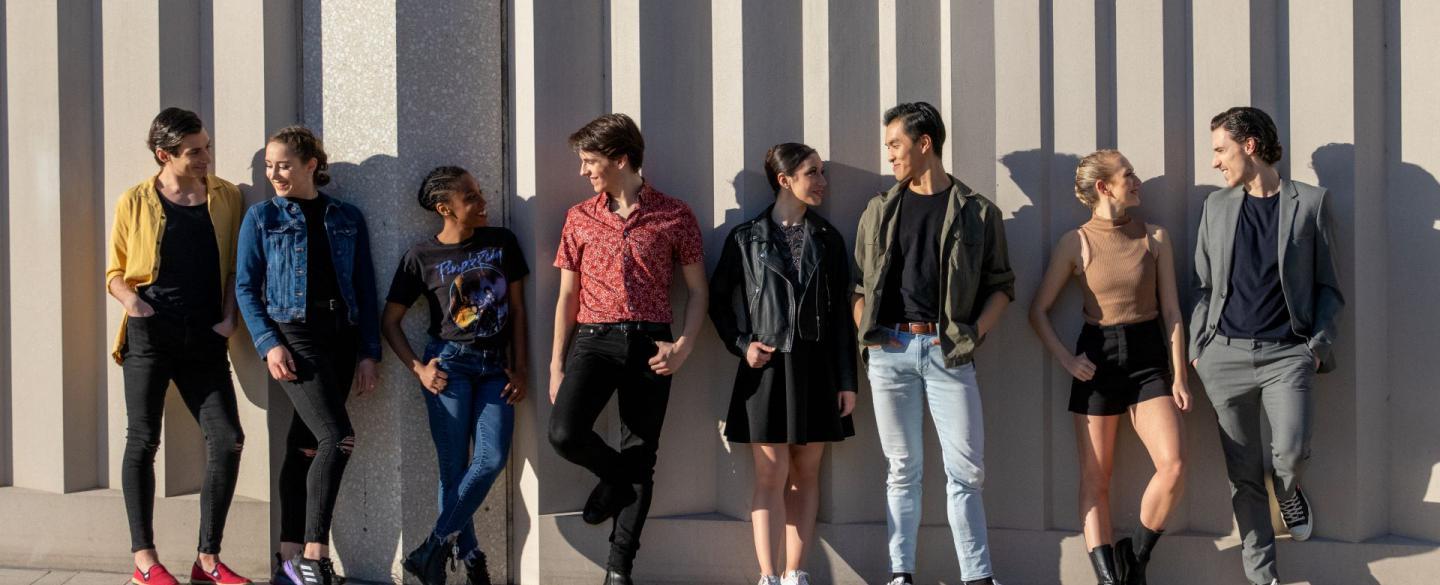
[867,329,992,581]
[422,340,515,558]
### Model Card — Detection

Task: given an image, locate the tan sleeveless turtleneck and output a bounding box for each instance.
[1077,215,1158,326]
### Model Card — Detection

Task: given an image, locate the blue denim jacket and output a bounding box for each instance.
[235,193,381,361]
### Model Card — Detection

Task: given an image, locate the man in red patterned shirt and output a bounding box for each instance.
[546,113,708,585]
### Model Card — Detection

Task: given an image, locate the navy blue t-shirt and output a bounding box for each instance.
[1219,192,1296,340]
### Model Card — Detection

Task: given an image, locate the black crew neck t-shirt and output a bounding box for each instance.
[140,194,220,323]
[293,196,345,314]
[879,186,950,324]
[1219,192,1296,340]
[386,228,530,350]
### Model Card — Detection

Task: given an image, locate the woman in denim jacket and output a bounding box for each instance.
[235,126,379,585]
[380,166,530,585]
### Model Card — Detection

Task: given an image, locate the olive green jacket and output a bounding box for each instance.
[851,176,1016,367]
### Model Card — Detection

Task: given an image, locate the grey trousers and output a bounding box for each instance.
[1196,334,1316,585]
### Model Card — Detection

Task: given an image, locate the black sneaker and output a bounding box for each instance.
[281,559,327,585]
[1278,487,1313,541]
[464,551,491,585]
[403,534,454,585]
[317,558,345,585]
[582,481,636,525]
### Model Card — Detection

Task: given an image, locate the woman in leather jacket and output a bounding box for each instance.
[708,143,858,585]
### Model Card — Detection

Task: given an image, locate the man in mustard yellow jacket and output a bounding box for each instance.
[105,107,251,585]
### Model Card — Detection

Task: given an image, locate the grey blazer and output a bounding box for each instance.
[1188,179,1345,373]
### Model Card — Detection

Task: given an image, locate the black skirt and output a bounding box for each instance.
[724,339,855,444]
[1069,318,1173,415]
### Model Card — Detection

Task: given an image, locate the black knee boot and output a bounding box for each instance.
[1089,544,1122,585]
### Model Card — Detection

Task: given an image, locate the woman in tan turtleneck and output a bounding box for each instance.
[1029,150,1191,585]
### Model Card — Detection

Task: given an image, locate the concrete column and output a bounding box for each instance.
[1286,0,1374,543]
[988,0,1047,534]
[511,0,609,582]
[1044,0,1099,538]
[1188,0,1254,540]
[302,1,405,581]
[100,0,163,493]
[815,0,886,526]
[6,0,103,494]
[210,0,299,504]
[1388,0,1440,543]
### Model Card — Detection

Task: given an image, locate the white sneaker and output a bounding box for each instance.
[757,576,781,585]
[781,570,810,585]
[883,579,908,585]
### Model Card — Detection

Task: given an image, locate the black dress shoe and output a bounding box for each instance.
[583,481,637,525]
[603,568,634,585]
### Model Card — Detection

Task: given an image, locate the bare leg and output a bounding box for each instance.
[751,444,790,577]
[135,548,160,572]
[278,542,304,561]
[1075,414,1121,550]
[783,443,826,574]
[1129,396,1186,531]
[303,543,329,561]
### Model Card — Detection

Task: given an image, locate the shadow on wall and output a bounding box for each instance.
[1310,142,1440,583]
[312,156,405,584]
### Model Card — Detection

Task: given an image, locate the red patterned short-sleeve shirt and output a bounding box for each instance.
[554,182,705,324]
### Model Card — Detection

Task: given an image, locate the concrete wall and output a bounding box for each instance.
[3,1,1440,584]
[512,1,1440,584]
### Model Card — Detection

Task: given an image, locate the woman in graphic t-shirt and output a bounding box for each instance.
[381,166,530,585]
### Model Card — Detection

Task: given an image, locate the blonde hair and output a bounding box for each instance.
[1073,149,1123,208]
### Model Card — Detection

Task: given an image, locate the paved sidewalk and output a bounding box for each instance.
[0,569,132,585]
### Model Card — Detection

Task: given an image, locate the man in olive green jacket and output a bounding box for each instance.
[851,102,1015,585]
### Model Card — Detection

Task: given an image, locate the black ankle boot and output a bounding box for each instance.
[1123,526,1162,585]
[464,551,491,585]
[403,534,453,585]
[1089,544,1121,585]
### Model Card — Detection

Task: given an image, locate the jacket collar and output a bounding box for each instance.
[140,174,224,210]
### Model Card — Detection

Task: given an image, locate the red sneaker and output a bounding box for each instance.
[132,564,179,585]
[190,561,253,585]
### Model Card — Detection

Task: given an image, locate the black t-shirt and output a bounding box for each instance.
[1219,192,1296,340]
[293,196,345,314]
[386,228,530,350]
[140,194,220,322]
[879,186,950,323]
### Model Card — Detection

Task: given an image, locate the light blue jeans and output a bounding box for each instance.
[867,329,992,581]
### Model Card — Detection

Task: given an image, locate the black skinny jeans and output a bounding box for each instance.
[547,324,673,572]
[275,307,358,545]
[121,313,245,554]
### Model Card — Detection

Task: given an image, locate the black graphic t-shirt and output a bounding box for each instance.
[386,228,530,350]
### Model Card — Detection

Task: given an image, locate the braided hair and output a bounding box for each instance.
[417,166,471,213]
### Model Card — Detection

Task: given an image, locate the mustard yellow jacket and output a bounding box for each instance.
[106,175,243,363]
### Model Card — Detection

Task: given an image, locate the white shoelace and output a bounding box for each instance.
[1279,492,1308,526]
[782,570,810,585]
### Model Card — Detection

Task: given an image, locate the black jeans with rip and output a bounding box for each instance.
[121,313,245,554]
[275,307,358,545]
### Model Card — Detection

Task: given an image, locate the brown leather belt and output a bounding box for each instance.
[890,322,937,335]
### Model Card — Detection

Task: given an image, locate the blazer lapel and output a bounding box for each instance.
[1277,179,1300,270]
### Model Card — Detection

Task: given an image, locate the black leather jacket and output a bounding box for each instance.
[708,206,858,391]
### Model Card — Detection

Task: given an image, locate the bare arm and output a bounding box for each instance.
[1027,231,1081,360]
[213,275,238,336]
[549,269,581,403]
[1153,227,1192,410]
[649,263,708,376]
[504,278,530,403]
[382,301,448,394]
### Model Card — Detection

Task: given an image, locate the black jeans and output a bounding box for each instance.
[121,313,245,554]
[547,323,673,572]
[275,308,358,545]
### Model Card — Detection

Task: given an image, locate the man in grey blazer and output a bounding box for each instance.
[1190,106,1344,585]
